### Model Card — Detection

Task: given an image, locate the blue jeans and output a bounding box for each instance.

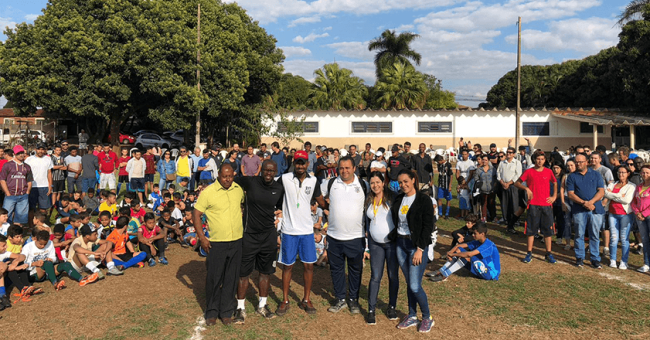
[396,237,430,319]
[82,177,97,193]
[609,213,632,263]
[3,194,29,224]
[638,217,650,267]
[159,178,170,190]
[368,237,398,312]
[573,211,604,262]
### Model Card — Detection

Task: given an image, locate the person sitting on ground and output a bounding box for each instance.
[158,208,182,244]
[106,216,147,270]
[139,213,167,266]
[118,191,135,209]
[314,227,328,267]
[182,208,198,249]
[68,224,123,277]
[6,225,25,254]
[0,234,40,308]
[429,223,501,282]
[83,188,101,216]
[96,211,115,240]
[50,224,72,262]
[451,214,479,247]
[55,195,74,224]
[130,199,145,224]
[65,214,83,238]
[32,211,51,235]
[0,209,9,236]
[99,192,118,217]
[147,183,162,210]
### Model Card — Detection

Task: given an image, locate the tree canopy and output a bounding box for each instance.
[310,63,367,110]
[368,29,422,78]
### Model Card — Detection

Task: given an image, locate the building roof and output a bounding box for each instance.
[550,108,650,126]
[0,108,46,118]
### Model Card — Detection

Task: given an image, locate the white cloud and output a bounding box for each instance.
[0,96,7,109]
[504,17,619,54]
[323,26,332,31]
[293,32,329,43]
[326,41,374,61]
[288,15,321,27]
[280,46,312,58]
[24,14,39,21]
[0,17,17,30]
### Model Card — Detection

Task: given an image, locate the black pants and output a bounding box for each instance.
[205,239,242,320]
[501,185,520,226]
[451,228,474,247]
[140,239,166,261]
[7,269,31,290]
[327,236,364,301]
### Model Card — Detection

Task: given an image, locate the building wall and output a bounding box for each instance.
[261,110,612,152]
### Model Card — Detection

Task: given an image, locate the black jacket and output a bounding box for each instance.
[389,191,434,249]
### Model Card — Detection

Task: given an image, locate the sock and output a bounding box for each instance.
[546,252,552,256]
[259,297,267,308]
[527,251,532,255]
[86,261,100,274]
[42,261,59,285]
[116,252,147,269]
[237,299,246,310]
[0,286,5,296]
[106,261,116,270]
[439,257,467,277]
[446,205,450,216]
[57,262,83,282]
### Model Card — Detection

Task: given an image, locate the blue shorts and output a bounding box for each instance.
[130,178,145,192]
[29,187,51,210]
[144,174,155,183]
[459,197,470,211]
[183,232,197,242]
[437,188,452,201]
[278,233,317,265]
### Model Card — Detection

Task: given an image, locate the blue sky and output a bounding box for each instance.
[1,0,626,107]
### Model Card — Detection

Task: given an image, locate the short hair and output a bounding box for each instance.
[116,216,130,229]
[144,212,156,222]
[596,145,606,153]
[473,222,488,235]
[0,208,7,216]
[107,192,116,198]
[87,187,95,194]
[433,155,444,162]
[271,141,280,149]
[507,147,516,153]
[153,183,159,188]
[4,149,14,156]
[7,225,23,238]
[474,143,482,150]
[337,155,355,168]
[173,192,181,200]
[131,198,140,207]
[33,212,47,224]
[69,146,78,151]
[53,224,65,234]
[618,146,630,156]
[124,191,136,200]
[99,211,112,220]
[532,151,546,160]
[163,193,171,199]
[349,144,357,149]
[608,153,619,162]
[457,176,466,184]
[465,214,479,224]
[404,141,411,147]
[70,214,82,223]
[169,184,176,190]
[0,234,6,243]
[304,141,312,147]
[36,230,50,242]
[119,207,131,216]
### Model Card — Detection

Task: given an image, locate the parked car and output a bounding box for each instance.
[163,130,185,144]
[18,130,47,143]
[134,133,175,150]
[108,132,136,144]
[132,129,158,137]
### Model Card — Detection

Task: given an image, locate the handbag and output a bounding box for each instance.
[166,173,177,181]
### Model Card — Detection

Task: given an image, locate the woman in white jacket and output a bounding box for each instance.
[603,166,637,269]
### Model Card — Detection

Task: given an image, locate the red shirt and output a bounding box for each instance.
[609,187,628,215]
[0,159,7,170]
[98,151,118,174]
[118,156,131,176]
[519,167,556,207]
[143,154,156,175]
[131,208,146,223]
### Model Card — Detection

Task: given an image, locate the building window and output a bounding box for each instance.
[277,121,319,133]
[580,122,603,133]
[418,122,452,133]
[3,119,14,125]
[352,122,392,133]
[522,122,550,136]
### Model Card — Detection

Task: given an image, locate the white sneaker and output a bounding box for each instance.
[556,239,564,246]
[619,262,628,270]
[609,260,617,268]
[564,243,572,251]
[603,248,610,258]
[638,265,650,273]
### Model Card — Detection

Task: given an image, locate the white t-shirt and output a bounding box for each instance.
[0,222,9,236]
[21,240,57,275]
[0,250,11,262]
[323,176,366,241]
[25,155,53,188]
[64,155,82,178]
[455,159,476,181]
[366,202,394,243]
[370,160,387,169]
[397,194,416,235]
[278,173,322,235]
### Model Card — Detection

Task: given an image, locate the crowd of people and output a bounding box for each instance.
[1,137,649,334]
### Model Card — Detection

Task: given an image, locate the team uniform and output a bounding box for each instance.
[51,154,66,193]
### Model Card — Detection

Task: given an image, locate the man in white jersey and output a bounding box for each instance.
[275,150,326,317]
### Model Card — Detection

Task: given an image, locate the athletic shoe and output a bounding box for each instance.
[79,272,100,286]
[619,262,628,270]
[0,295,11,309]
[603,247,610,258]
[256,305,276,319]
[555,238,564,245]
[545,254,557,264]
[367,311,376,325]
[428,273,448,282]
[418,316,435,333]
[275,301,290,316]
[136,262,145,268]
[348,299,361,314]
[424,270,439,278]
[233,308,246,324]
[148,258,157,267]
[386,306,398,320]
[523,253,533,263]
[31,287,43,295]
[591,261,602,270]
[116,265,126,271]
[299,300,317,314]
[159,257,169,265]
[396,315,418,329]
[97,271,106,280]
[506,228,517,235]
[637,265,650,273]
[576,259,584,268]
[328,299,348,313]
[497,218,505,225]
[609,260,617,268]
[564,243,572,251]
[107,267,124,276]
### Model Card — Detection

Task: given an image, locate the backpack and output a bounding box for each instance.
[327,177,369,199]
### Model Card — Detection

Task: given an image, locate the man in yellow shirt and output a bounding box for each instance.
[194,163,244,326]
[175,147,193,190]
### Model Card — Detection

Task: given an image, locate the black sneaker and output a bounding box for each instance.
[0,295,11,309]
[386,306,398,320]
[348,299,361,314]
[591,261,602,270]
[328,299,348,313]
[233,308,246,324]
[506,227,517,235]
[428,273,448,282]
[367,311,376,325]
[576,259,585,268]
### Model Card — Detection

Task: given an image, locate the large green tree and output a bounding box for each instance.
[374,62,426,110]
[310,63,367,110]
[421,74,457,109]
[619,0,650,26]
[368,29,422,78]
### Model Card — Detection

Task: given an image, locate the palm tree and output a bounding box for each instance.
[618,0,650,26]
[310,63,367,110]
[374,62,427,110]
[368,29,422,78]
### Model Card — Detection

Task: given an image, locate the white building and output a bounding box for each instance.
[262,107,650,152]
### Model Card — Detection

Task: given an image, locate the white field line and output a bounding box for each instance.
[189,315,206,340]
[598,272,650,291]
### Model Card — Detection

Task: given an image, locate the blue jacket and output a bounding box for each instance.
[157,159,176,176]
[271,150,287,176]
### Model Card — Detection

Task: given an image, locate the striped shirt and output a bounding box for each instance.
[51,154,66,181]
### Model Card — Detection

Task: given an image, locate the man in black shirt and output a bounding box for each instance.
[315,146,329,180]
[387,144,411,193]
[412,143,433,189]
[233,160,284,323]
[487,143,499,166]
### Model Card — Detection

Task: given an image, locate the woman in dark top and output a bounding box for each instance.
[390,169,434,333]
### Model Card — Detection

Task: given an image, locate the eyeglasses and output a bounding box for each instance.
[506,151,514,154]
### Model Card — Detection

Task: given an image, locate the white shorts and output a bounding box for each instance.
[71,255,97,273]
[100,173,116,190]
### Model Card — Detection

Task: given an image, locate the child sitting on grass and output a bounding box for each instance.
[6,225,25,254]
[130,199,145,224]
[68,224,124,277]
[172,192,186,212]
[0,234,40,308]
[138,213,167,266]
[120,207,140,245]
[158,208,182,245]
[106,216,147,270]
[65,214,83,238]
[182,208,198,248]
[50,224,73,261]
[0,208,9,236]
[55,195,74,224]
[314,227,328,267]
[451,214,479,247]
[83,188,101,216]
[33,212,51,235]
[99,192,118,217]
[429,223,501,282]
[21,230,99,290]
[147,184,162,210]
[96,211,115,240]
[119,191,135,209]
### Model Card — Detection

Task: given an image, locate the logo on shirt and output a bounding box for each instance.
[355,186,360,193]
[400,205,409,215]
[305,186,312,195]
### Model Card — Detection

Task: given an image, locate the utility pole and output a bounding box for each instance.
[195,4,201,147]
[515,17,522,150]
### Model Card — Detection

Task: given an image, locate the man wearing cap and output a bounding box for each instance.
[25,144,54,219]
[487,143,499,166]
[210,144,224,170]
[276,150,327,316]
[0,145,33,225]
[370,151,386,173]
[98,143,118,193]
[387,145,411,193]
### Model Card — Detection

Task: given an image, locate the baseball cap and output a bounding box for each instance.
[375,151,383,158]
[203,149,210,154]
[36,143,47,150]
[294,150,308,162]
[214,142,222,150]
[320,146,327,152]
[490,143,497,148]
[80,225,96,236]
[13,145,25,154]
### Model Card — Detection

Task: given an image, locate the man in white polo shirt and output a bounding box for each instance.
[276,150,326,317]
[323,156,368,314]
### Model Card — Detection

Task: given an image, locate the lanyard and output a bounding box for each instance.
[372,197,382,218]
[294,176,302,208]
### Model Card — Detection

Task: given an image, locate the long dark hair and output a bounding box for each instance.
[365,171,392,210]
[397,169,419,191]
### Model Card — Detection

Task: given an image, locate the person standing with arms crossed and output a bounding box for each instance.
[194,163,245,326]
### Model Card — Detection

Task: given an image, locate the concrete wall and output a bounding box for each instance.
[262,110,612,152]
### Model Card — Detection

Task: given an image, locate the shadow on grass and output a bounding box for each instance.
[176,260,207,313]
